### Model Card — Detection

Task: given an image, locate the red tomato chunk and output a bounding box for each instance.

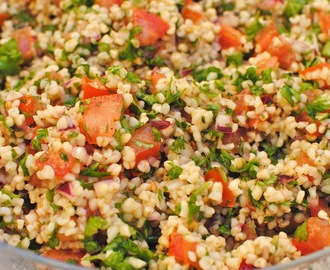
[79,94,123,144]
[133,8,170,46]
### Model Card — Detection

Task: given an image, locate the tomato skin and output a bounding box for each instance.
[255,24,295,69]
[239,259,254,270]
[218,24,242,50]
[222,127,247,154]
[95,0,122,7]
[296,151,315,167]
[133,8,170,46]
[79,94,123,144]
[150,72,165,93]
[42,249,85,265]
[292,217,330,255]
[300,63,330,77]
[127,123,161,165]
[82,77,116,99]
[267,37,295,69]
[204,168,236,207]
[231,89,251,115]
[17,95,44,126]
[308,197,330,217]
[255,55,279,74]
[300,63,330,88]
[12,26,36,60]
[168,232,200,269]
[255,24,279,52]
[319,11,330,38]
[295,112,322,140]
[0,12,10,25]
[35,148,77,179]
[182,7,203,24]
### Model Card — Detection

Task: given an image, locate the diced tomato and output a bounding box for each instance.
[255,55,279,74]
[17,95,44,126]
[300,63,330,88]
[296,151,315,167]
[35,148,77,179]
[182,7,203,24]
[12,26,36,60]
[218,24,242,50]
[0,12,10,25]
[95,0,122,7]
[239,259,254,270]
[222,127,247,154]
[231,89,251,115]
[295,112,322,140]
[81,77,116,99]
[79,94,123,144]
[267,37,295,69]
[168,232,200,269]
[127,122,161,165]
[42,249,85,265]
[255,23,279,52]
[319,11,330,38]
[204,167,236,207]
[242,219,257,240]
[133,8,170,46]
[247,115,264,129]
[292,217,330,255]
[255,23,295,69]
[150,72,165,93]
[308,197,330,217]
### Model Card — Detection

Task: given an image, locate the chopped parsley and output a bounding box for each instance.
[193,66,223,82]
[279,85,301,106]
[0,39,23,79]
[32,129,49,151]
[119,26,142,62]
[166,162,183,180]
[80,163,111,177]
[248,187,264,209]
[284,0,308,18]
[170,136,187,154]
[306,93,330,119]
[293,221,308,241]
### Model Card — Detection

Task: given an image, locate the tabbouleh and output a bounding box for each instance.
[1,0,330,269]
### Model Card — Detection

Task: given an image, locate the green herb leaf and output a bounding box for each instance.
[166,162,183,180]
[261,68,273,84]
[188,182,210,223]
[248,187,264,209]
[31,129,49,151]
[193,67,223,82]
[284,0,308,18]
[80,163,111,178]
[246,17,263,41]
[19,151,29,177]
[293,221,308,241]
[126,72,141,83]
[250,85,264,96]
[306,93,330,119]
[279,85,301,106]
[170,136,187,154]
[0,39,23,78]
[136,90,158,105]
[197,83,218,98]
[85,216,107,238]
[226,52,243,67]
[322,40,330,57]
[119,26,142,62]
